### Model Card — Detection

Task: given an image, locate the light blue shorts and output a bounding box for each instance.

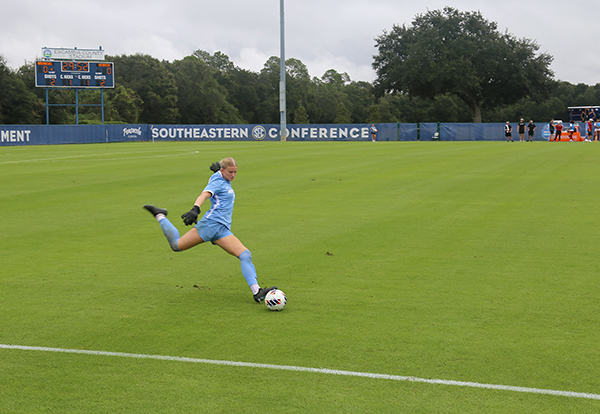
[195,221,233,243]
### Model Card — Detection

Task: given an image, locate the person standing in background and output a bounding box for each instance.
[370,124,378,142]
[568,121,576,142]
[549,119,555,141]
[527,120,536,142]
[518,118,526,142]
[504,121,513,142]
[554,121,563,142]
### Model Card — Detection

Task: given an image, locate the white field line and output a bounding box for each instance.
[1,344,599,400]
[0,150,200,164]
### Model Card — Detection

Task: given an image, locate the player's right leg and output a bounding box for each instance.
[214,235,276,302]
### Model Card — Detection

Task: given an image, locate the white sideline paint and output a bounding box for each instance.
[0,150,199,164]
[2,344,599,400]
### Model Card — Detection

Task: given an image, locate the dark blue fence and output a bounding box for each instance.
[0,124,149,146]
[0,122,548,146]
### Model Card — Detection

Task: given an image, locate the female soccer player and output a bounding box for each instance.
[144,157,276,303]
[370,124,378,142]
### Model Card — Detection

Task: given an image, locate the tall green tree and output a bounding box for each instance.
[306,69,353,123]
[171,55,243,124]
[284,58,312,120]
[293,104,309,124]
[255,56,281,123]
[373,7,555,122]
[106,86,144,123]
[193,50,236,72]
[109,54,179,123]
[334,102,352,124]
[254,56,316,124]
[344,81,374,123]
[193,50,261,123]
[0,57,42,124]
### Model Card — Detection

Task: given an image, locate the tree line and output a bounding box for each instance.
[1,8,599,126]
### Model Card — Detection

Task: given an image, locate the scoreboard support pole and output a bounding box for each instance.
[44,88,107,125]
[76,89,79,124]
[101,89,105,124]
[45,89,50,125]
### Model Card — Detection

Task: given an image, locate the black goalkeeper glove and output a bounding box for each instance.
[181,205,200,226]
[209,162,221,173]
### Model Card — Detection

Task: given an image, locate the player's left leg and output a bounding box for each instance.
[144,204,204,252]
[177,228,205,251]
[144,205,180,251]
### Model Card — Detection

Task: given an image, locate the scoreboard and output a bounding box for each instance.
[35,60,114,88]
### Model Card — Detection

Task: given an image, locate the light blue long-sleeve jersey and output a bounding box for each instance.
[200,171,235,229]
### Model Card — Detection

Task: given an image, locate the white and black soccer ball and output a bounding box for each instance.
[265,289,287,311]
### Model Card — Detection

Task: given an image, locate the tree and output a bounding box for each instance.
[0,57,42,124]
[373,7,555,122]
[345,81,374,122]
[254,56,316,124]
[368,104,381,124]
[285,58,312,120]
[308,79,339,123]
[304,70,354,123]
[192,50,261,123]
[255,56,281,123]
[294,104,309,124]
[193,50,236,73]
[334,102,352,124]
[109,54,179,123]
[171,55,243,124]
[321,69,350,86]
[106,86,144,123]
[219,67,260,123]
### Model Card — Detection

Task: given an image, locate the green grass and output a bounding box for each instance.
[1,141,600,413]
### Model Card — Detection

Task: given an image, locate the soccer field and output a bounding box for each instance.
[1,141,599,413]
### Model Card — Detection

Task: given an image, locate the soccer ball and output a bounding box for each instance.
[265,289,287,311]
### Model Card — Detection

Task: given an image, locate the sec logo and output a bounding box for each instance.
[252,125,267,141]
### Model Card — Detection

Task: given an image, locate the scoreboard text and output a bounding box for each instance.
[35,60,114,88]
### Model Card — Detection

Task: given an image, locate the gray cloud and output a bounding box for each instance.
[1,0,598,85]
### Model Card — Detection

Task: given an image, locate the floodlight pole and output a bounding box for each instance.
[279,0,287,141]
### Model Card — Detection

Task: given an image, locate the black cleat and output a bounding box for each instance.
[254,286,278,303]
[144,204,168,217]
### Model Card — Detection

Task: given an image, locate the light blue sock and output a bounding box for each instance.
[239,250,258,287]
[158,217,180,251]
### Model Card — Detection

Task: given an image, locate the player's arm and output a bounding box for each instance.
[181,191,213,226]
[193,191,213,209]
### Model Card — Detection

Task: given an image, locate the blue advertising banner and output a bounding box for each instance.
[441,123,504,141]
[0,125,149,146]
[149,124,399,142]
[0,122,547,146]
[399,123,418,141]
[441,123,543,141]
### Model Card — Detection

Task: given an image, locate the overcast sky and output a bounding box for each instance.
[2,0,598,86]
